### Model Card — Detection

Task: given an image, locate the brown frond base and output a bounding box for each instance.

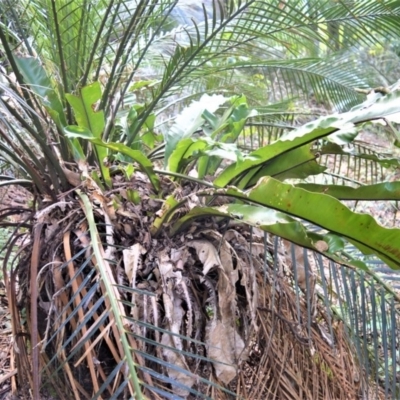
[1,174,384,399]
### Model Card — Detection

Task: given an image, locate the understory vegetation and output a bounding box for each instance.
[1,1,400,399]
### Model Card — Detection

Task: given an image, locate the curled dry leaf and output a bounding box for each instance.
[116,208,140,221]
[170,247,190,264]
[205,319,245,384]
[61,166,81,187]
[123,244,147,345]
[158,249,181,280]
[161,331,195,398]
[216,239,238,321]
[187,194,201,209]
[170,247,190,272]
[187,240,221,275]
[158,250,195,397]
[123,243,147,284]
[220,229,259,329]
[189,234,249,383]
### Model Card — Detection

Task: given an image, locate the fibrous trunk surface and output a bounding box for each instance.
[0,173,374,399]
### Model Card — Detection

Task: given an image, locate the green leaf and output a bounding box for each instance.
[237,145,326,188]
[320,142,400,168]
[106,145,158,191]
[65,82,104,138]
[65,82,110,186]
[200,96,256,177]
[172,203,322,248]
[151,195,180,236]
[297,182,400,200]
[65,127,160,191]
[326,126,358,145]
[124,104,156,148]
[14,56,66,127]
[168,96,255,178]
[202,109,220,130]
[129,79,159,92]
[168,138,208,173]
[124,164,135,180]
[215,120,342,187]
[127,189,141,205]
[215,91,400,188]
[126,105,140,146]
[197,142,243,179]
[324,234,346,253]
[168,136,243,178]
[164,94,227,165]
[212,177,400,270]
[65,125,93,138]
[141,130,157,149]
[171,203,373,271]
[200,144,243,162]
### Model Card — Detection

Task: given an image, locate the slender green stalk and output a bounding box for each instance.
[78,191,144,400]
[100,0,149,111]
[50,0,72,124]
[82,0,117,85]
